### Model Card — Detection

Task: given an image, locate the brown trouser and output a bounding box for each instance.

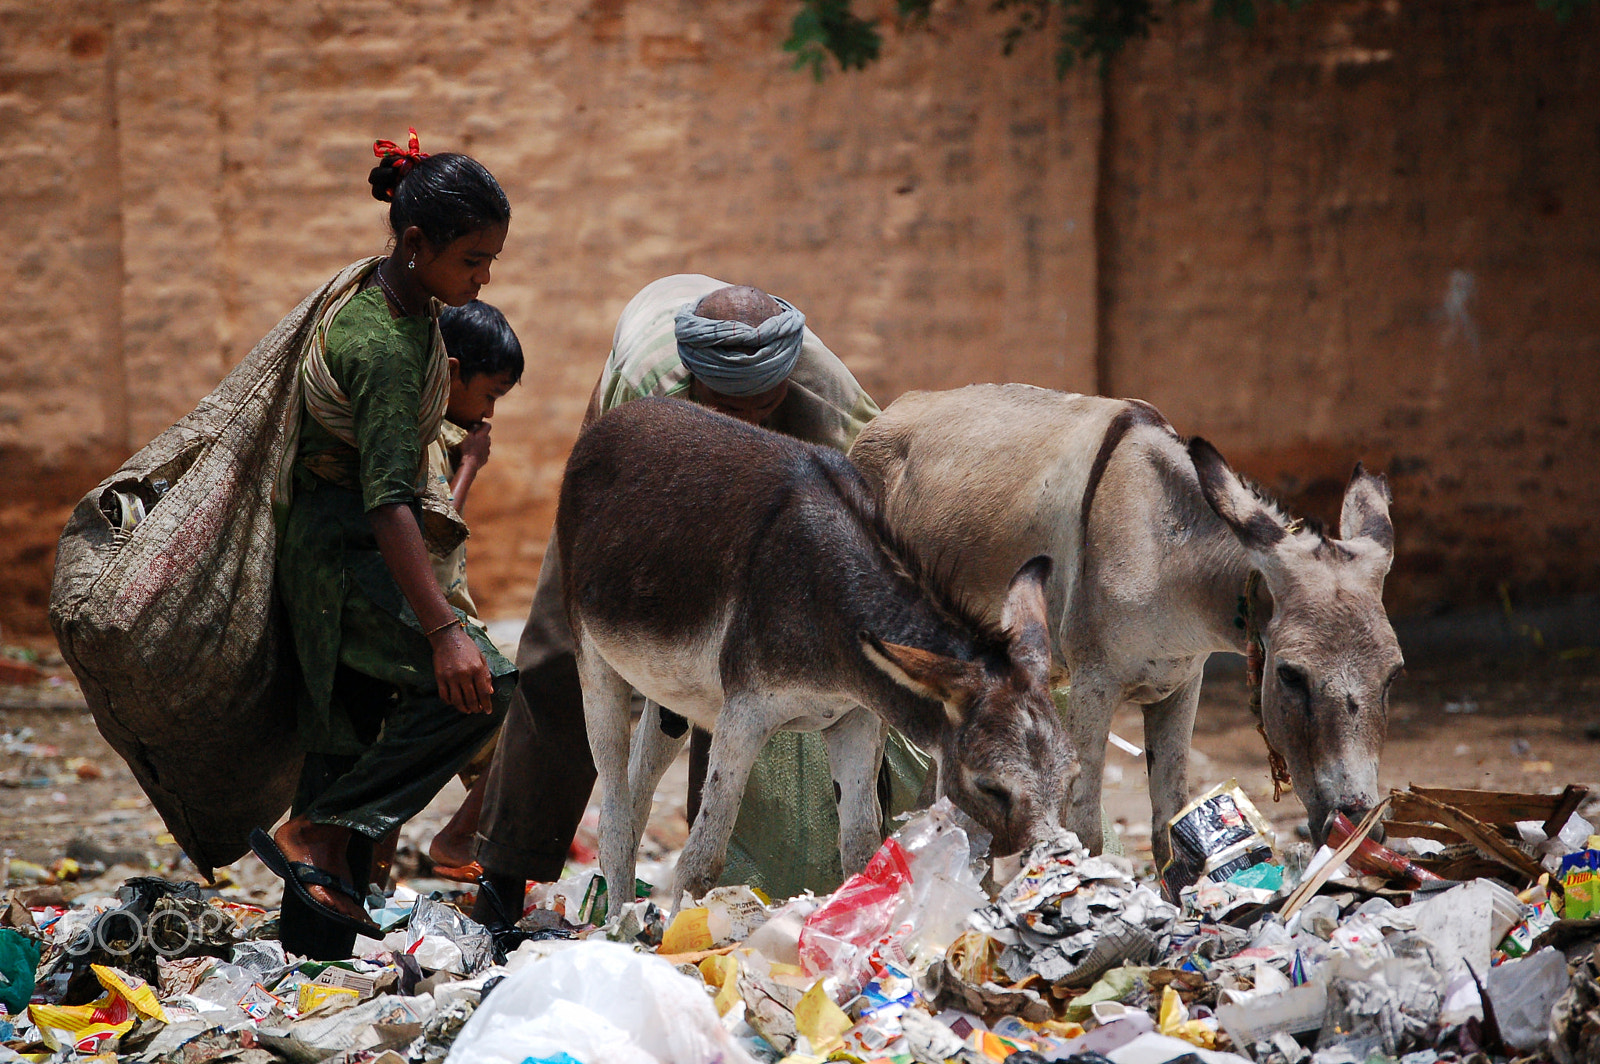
[474,526,591,881]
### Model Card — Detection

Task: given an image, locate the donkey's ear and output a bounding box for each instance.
[1339,462,1394,555]
[1000,555,1053,674]
[1189,437,1287,553]
[859,631,977,727]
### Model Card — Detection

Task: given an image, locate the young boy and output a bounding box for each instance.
[427,300,523,617]
[424,300,523,878]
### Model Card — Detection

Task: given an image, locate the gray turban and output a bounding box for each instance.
[673,297,806,397]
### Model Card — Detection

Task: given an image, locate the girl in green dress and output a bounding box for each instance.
[251,131,517,957]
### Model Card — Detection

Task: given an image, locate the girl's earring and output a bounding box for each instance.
[407,256,416,270]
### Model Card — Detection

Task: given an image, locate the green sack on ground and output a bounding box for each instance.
[721,687,1125,899]
[720,729,931,900]
[0,928,41,1014]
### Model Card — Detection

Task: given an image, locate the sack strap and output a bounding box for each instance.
[296,271,467,555]
[301,280,451,452]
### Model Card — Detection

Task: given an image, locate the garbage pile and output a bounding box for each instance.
[3,783,1600,1064]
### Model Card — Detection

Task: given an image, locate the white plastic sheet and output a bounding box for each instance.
[443,942,757,1064]
[1104,1032,1253,1063]
[1486,946,1570,1053]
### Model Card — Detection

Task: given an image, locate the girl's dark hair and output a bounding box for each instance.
[440,300,525,384]
[368,152,510,249]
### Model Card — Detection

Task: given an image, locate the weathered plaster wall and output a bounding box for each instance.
[1102,0,1600,614]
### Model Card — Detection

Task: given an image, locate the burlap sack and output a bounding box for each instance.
[49,260,375,877]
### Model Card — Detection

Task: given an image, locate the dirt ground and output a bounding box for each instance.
[2,636,1597,903]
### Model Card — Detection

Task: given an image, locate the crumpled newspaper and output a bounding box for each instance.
[969,836,1178,989]
[258,992,435,1064]
[411,998,476,1064]
[1314,934,1446,1058]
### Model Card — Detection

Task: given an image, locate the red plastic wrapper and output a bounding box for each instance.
[1325,811,1444,888]
[797,838,912,978]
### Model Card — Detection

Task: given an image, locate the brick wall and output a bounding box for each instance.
[1,0,1098,636]
[2,0,1595,637]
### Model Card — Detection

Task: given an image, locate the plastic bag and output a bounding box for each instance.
[443,941,756,1064]
[889,801,990,964]
[797,836,912,979]
[1486,946,1570,1052]
[798,798,985,985]
[1101,1032,1254,1063]
[404,898,493,976]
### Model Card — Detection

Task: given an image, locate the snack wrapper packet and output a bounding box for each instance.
[296,983,360,1016]
[660,886,771,954]
[794,979,853,1054]
[1560,849,1598,919]
[1158,983,1219,1049]
[1161,779,1277,898]
[1499,902,1559,958]
[697,953,743,1017]
[29,964,168,1052]
[237,983,284,1022]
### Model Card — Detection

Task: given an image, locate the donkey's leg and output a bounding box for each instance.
[1142,672,1203,872]
[671,699,775,903]
[628,701,691,847]
[822,707,889,877]
[576,637,641,920]
[1062,669,1118,854]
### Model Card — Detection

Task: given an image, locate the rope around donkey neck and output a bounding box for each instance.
[1241,567,1295,802]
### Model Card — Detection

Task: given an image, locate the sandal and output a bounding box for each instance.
[249,828,379,935]
[427,860,485,883]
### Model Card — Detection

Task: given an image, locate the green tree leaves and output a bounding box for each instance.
[785,0,1592,77]
[784,0,884,79]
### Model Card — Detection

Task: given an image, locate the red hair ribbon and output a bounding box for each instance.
[373,127,429,176]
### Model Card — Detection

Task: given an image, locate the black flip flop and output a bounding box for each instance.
[249,828,380,936]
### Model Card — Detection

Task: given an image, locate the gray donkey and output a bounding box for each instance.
[560,398,1075,915]
[850,384,1402,870]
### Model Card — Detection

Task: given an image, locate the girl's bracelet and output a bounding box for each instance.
[424,617,467,639]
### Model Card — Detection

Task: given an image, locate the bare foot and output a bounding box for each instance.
[273,818,376,928]
[427,830,479,871]
[428,772,487,870]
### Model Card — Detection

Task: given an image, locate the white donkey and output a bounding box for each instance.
[560,398,1076,916]
[850,384,1402,869]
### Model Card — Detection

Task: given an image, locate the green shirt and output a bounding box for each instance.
[296,287,434,512]
[279,286,513,753]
